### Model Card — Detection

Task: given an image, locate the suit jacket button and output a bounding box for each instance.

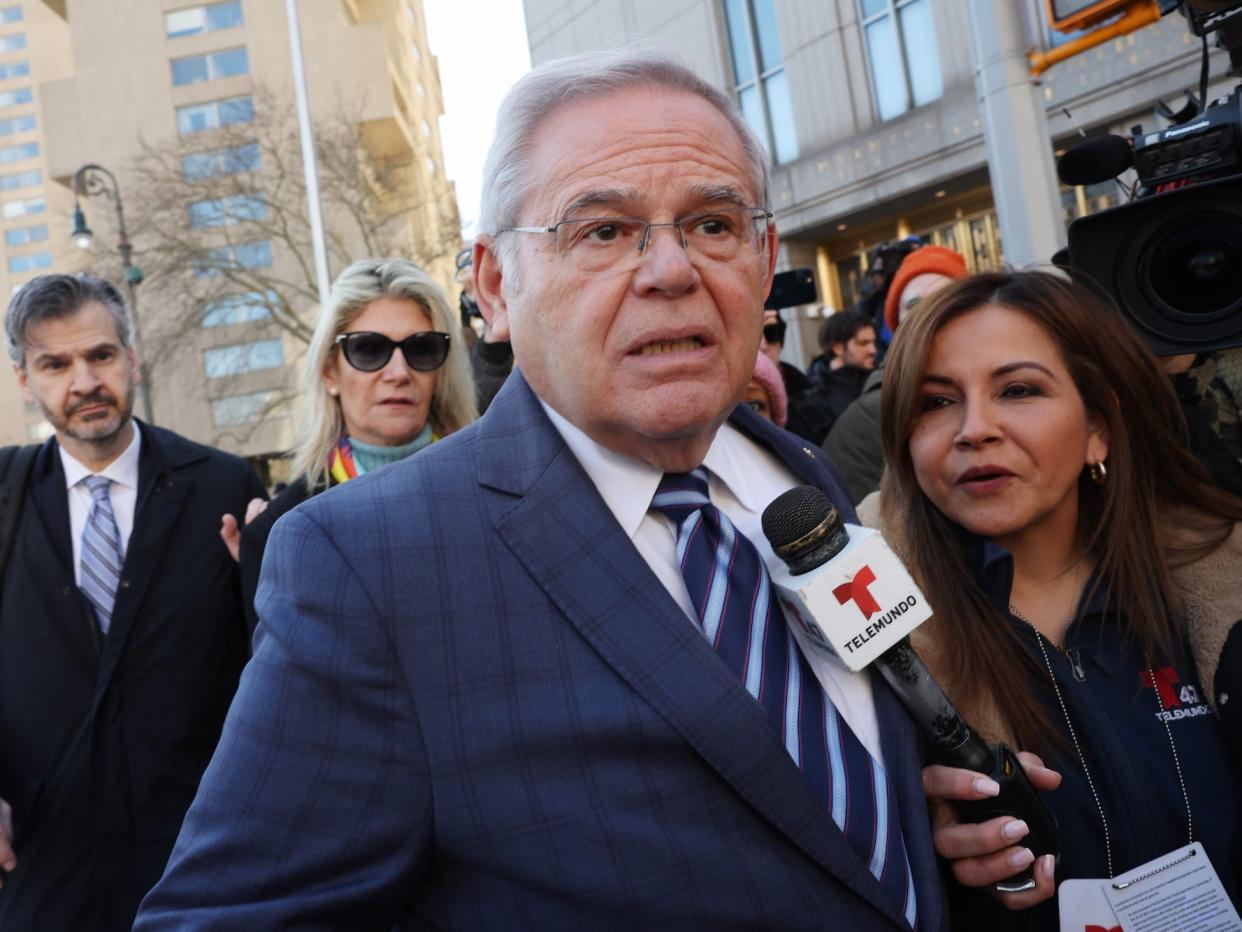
[120,579,130,589]
[61,585,71,596]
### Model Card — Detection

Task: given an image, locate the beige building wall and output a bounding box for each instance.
[522,0,1229,365]
[3,0,458,470]
[0,1,72,444]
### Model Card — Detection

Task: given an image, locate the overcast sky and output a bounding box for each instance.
[424,0,532,240]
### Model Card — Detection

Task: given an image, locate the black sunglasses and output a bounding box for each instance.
[763,321,786,344]
[335,331,451,373]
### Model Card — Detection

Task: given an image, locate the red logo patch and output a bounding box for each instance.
[1140,665,1182,708]
[832,565,881,619]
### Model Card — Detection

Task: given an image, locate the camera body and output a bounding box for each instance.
[1065,2,1242,355]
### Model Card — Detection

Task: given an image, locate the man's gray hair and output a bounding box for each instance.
[478,46,771,242]
[5,273,131,368]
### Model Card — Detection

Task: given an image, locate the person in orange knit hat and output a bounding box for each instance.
[882,245,970,336]
[825,245,968,503]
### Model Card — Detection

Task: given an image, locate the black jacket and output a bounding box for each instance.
[238,476,318,633]
[787,359,870,446]
[0,423,264,931]
[955,535,1242,930]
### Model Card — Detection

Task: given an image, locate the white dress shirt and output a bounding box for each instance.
[541,403,884,764]
[60,421,142,586]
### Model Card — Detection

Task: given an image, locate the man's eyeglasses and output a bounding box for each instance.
[335,331,451,373]
[499,207,772,273]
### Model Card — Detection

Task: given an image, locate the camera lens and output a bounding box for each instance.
[1144,215,1242,318]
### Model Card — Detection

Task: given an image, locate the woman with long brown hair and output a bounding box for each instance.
[872,269,1242,928]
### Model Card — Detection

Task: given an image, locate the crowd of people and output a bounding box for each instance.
[0,45,1239,932]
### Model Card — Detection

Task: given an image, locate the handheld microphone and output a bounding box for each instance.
[761,485,1059,893]
[1057,134,1134,187]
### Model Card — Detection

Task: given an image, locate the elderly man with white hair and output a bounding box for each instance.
[135,48,947,931]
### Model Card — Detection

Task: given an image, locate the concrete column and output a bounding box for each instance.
[967,0,1066,265]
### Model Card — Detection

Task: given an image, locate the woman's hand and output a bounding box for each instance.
[923,751,1062,910]
[219,497,271,563]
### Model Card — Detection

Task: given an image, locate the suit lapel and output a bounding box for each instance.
[875,672,944,931]
[480,375,912,928]
[25,440,101,662]
[27,440,74,578]
[95,426,192,695]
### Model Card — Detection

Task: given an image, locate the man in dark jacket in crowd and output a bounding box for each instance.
[786,309,876,445]
[0,273,264,931]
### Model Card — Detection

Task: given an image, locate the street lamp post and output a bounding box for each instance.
[70,163,155,425]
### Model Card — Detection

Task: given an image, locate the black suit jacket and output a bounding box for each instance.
[0,422,265,931]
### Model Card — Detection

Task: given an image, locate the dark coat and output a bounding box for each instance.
[137,373,948,931]
[787,359,871,446]
[0,422,265,931]
[238,476,316,634]
[822,368,885,505]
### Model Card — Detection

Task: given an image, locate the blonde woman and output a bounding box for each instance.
[228,257,477,629]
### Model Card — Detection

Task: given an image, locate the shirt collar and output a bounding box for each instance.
[539,401,758,538]
[60,420,142,492]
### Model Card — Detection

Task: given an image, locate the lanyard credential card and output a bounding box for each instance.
[1058,842,1242,932]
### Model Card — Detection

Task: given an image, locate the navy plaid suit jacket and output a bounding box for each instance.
[136,372,947,931]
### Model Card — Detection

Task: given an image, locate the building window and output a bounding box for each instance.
[8,250,52,274]
[860,0,943,121]
[0,139,36,163]
[171,47,249,87]
[182,141,260,181]
[204,338,284,378]
[723,0,798,165]
[201,289,275,327]
[0,5,21,24]
[2,195,43,218]
[195,239,273,276]
[0,60,28,80]
[176,94,254,134]
[4,223,46,246]
[0,32,25,52]
[0,86,32,108]
[166,1,243,38]
[188,193,267,227]
[0,167,37,190]
[211,389,275,426]
[0,113,34,136]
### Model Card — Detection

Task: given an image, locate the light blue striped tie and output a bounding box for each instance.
[653,470,917,929]
[80,474,123,634]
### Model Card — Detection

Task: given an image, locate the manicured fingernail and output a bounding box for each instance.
[1008,847,1034,870]
[1040,854,1055,879]
[972,777,1001,796]
[1001,819,1029,841]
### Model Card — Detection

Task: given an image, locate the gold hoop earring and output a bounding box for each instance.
[1088,460,1108,485]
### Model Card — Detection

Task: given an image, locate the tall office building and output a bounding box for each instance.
[522,0,1229,363]
[0,1,68,444]
[0,0,461,481]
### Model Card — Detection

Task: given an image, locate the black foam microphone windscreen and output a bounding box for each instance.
[1057,134,1134,186]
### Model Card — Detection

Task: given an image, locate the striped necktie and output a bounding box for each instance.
[651,469,917,929]
[80,474,123,634]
